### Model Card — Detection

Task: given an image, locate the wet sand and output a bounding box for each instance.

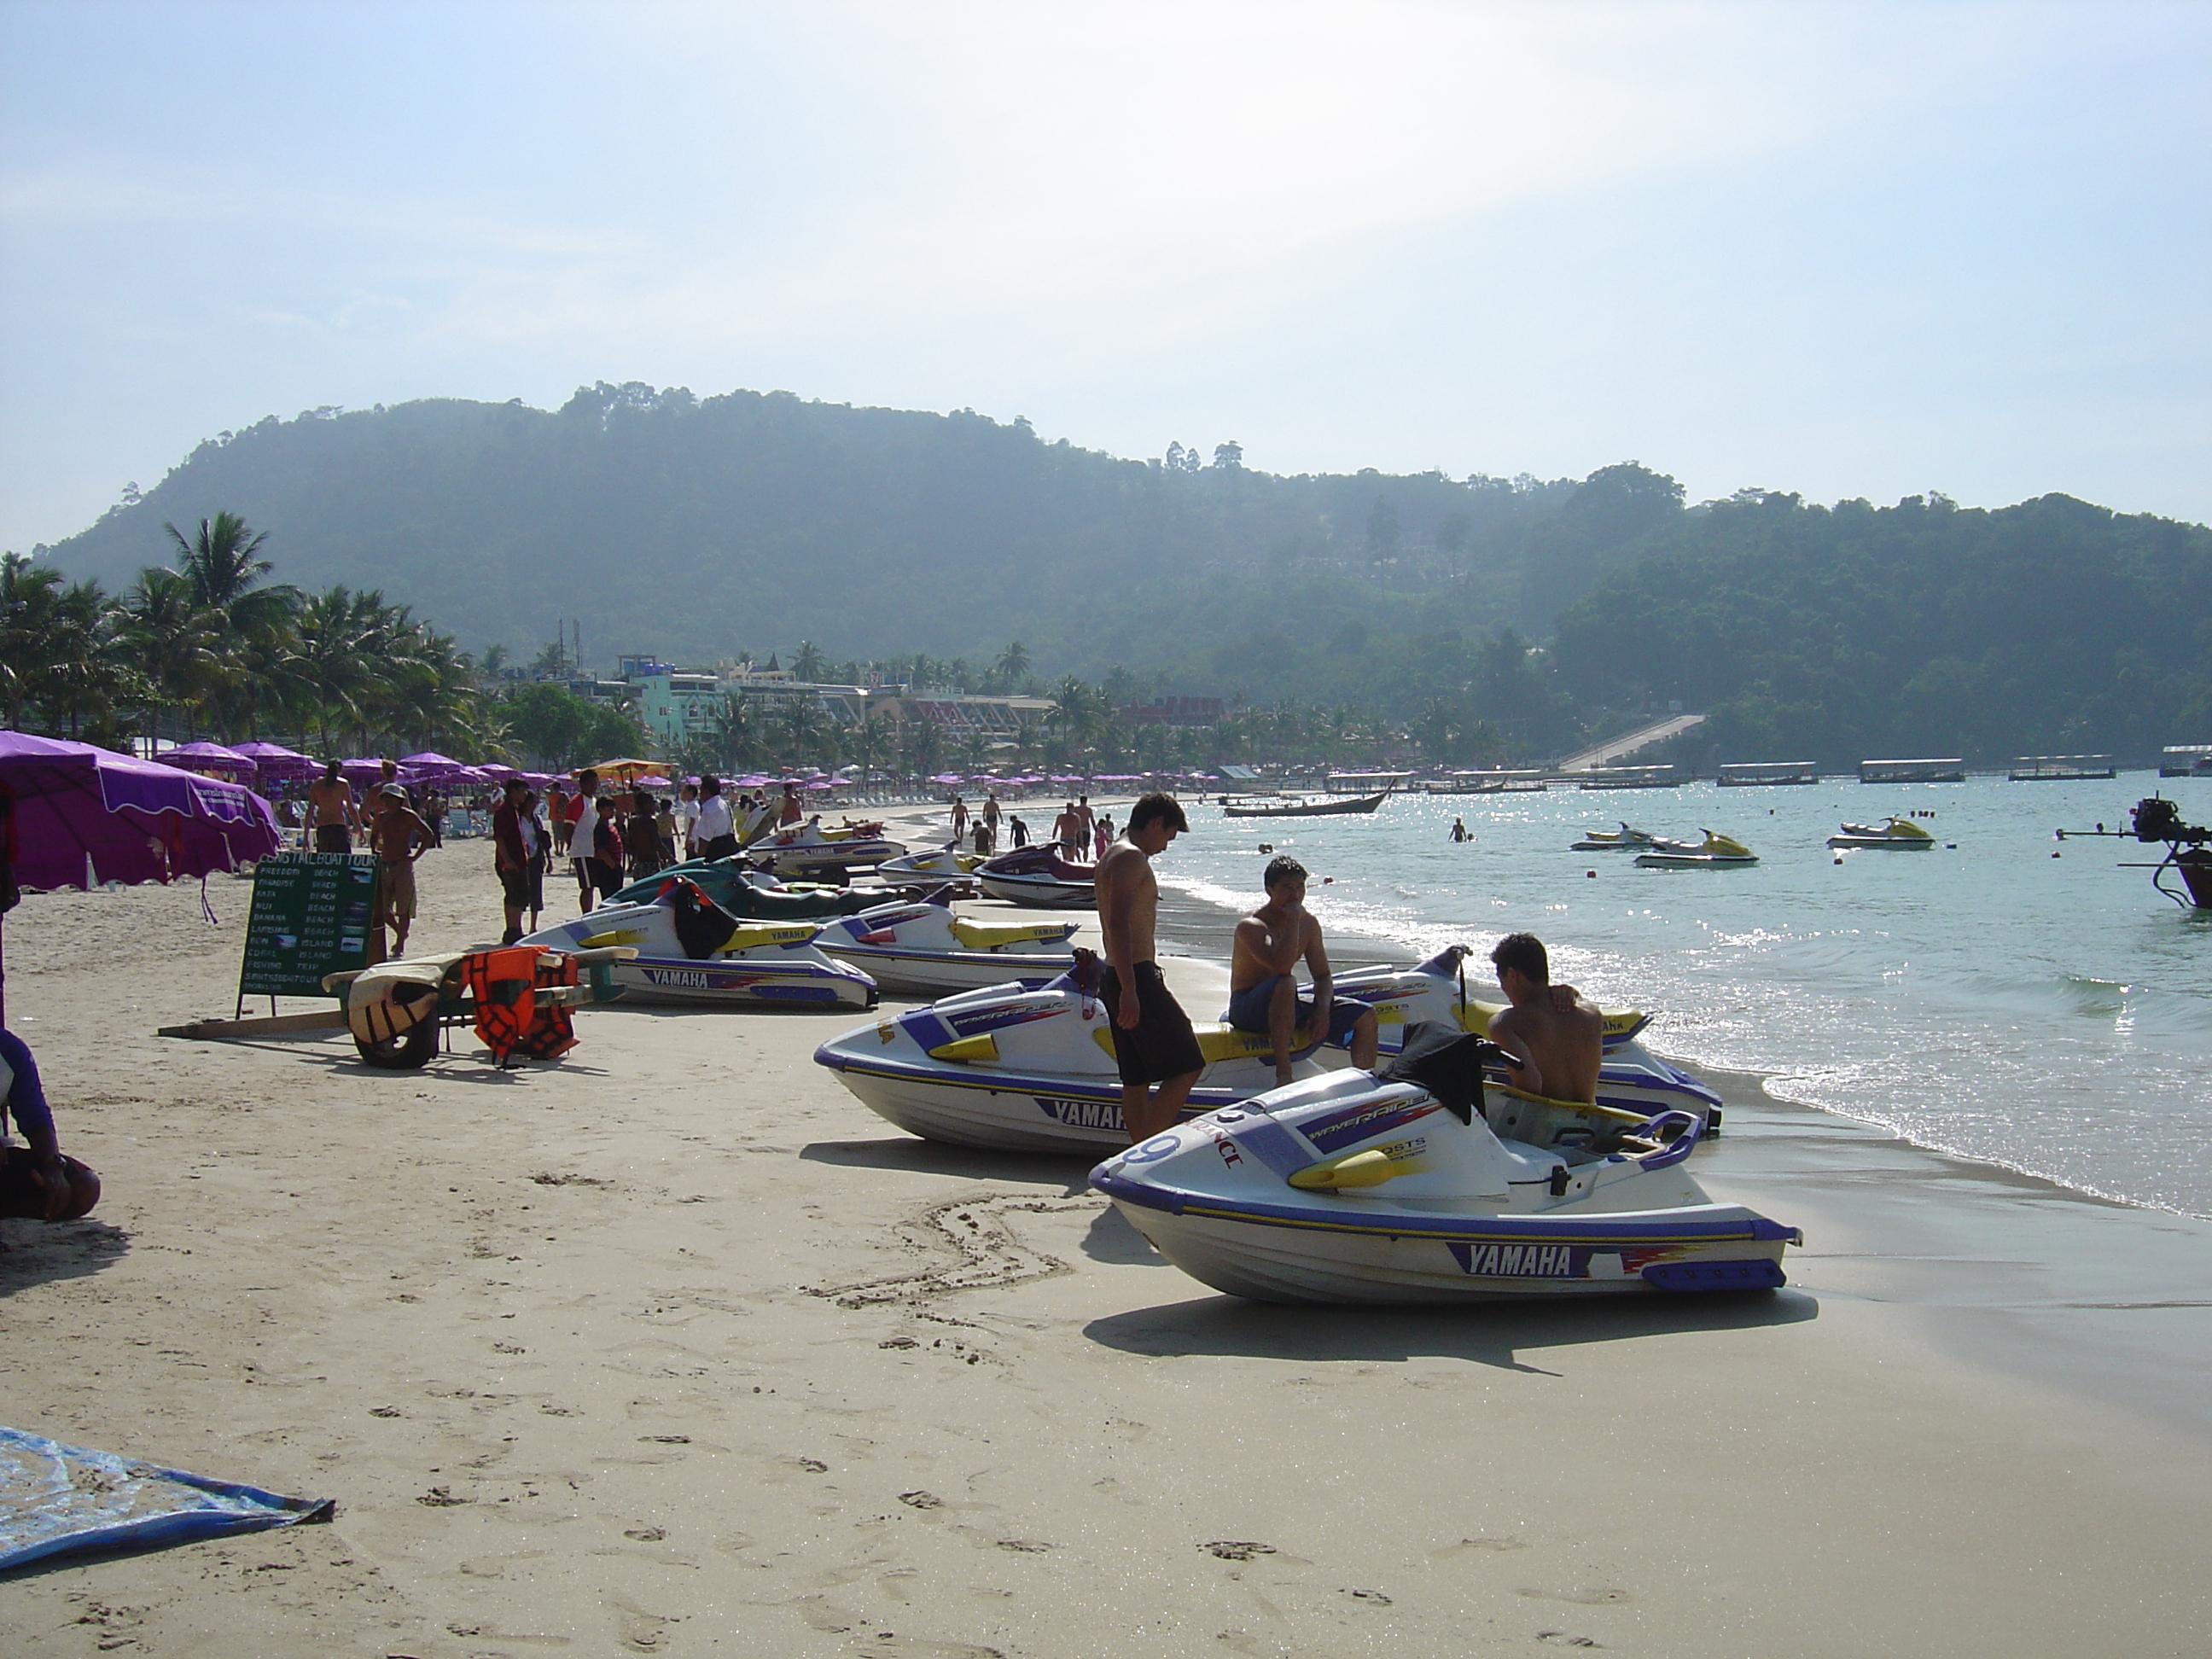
[4,833,2210,1656]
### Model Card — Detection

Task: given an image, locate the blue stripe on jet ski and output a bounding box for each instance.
[1199,1111,1311,1177]
[814,1051,1249,1114]
[898,1011,958,1051]
[1090,1166,1797,1246]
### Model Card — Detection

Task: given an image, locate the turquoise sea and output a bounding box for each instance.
[1150,774,2212,1220]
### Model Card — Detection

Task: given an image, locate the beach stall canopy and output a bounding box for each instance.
[398,750,469,776]
[338,758,390,784]
[585,758,670,781]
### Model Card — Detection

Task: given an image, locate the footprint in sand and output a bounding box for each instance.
[805,1195,1093,1307]
[897,1490,944,1510]
[1202,1540,1275,1562]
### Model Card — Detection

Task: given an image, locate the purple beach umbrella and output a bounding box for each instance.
[0,731,284,1022]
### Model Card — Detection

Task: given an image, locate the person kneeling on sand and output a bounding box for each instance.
[0,1029,100,1232]
[1484,932,1604,1104]
[1225,855,1380,1086]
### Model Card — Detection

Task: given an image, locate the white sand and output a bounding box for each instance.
[4,838,2209,1656]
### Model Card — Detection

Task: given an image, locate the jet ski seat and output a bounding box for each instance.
[1091,1022,1278,1065]
[1487,1084,1653,1154]
[949,916,1074,952]
[668,879,742,958]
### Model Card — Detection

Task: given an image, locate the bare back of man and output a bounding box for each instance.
[1485,933,1603,1103]
[1094,795,1202,1143]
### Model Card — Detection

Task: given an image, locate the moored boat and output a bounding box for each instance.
[1220,791,1390,818]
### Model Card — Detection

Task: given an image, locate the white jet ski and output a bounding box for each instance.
[876,845,985,888]
[974,843,1096,908]
[754,817,908,879]
[1570,823,1659,852]
[812,947,1719,1155]
[521,874,877,1010]
[1828,817,1935,850]
[814,896,1080,995]
[1635,830,1759,868]
[1091,1065,1799,1304]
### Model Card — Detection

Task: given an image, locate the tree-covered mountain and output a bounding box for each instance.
[1553,490,2212,765]
[39,384,1671,702]
[32,383,2211,765]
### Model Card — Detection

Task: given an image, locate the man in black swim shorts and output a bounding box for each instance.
[1096,792,1202,1142]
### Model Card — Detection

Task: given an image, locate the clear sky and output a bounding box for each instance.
[2,0,2206,554]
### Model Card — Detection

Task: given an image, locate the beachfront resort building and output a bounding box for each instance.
[617,655,1053,753]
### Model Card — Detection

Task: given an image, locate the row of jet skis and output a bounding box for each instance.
[499,854,1802,1306]
[1574,816,1939,864]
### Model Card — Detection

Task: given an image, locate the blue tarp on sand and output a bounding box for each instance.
[0,1426,332,1570]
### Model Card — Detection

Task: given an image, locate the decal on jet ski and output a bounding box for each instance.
[946,1003,1062,1037]
[1447,1243,1586,1278]
[1033,1095,1126,1132]
[1301,1095,1444,1155]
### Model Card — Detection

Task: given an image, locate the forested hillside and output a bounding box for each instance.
[43,384,1674,693]
[1553,490,2212,765]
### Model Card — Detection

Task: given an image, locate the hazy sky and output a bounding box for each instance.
[3,0,2206,553]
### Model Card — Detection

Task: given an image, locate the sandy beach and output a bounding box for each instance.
[6,822,2212,1656]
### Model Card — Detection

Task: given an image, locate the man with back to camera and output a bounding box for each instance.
[1484,932,1604,1104]
[1095,792,1203,1143]
[306,759,361,853]
[1225,854,1380,1086]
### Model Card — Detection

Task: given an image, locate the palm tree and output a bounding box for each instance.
[994,639,1031,691]
[288,586,374,752]
[0,554,67,729]
[901,714,945,781]
[120,568,225,740]
[715,692,760,769]
[779,694,826,769]
[166,511,298,643]
[1049,676,1095,753]
[791,639,828,683]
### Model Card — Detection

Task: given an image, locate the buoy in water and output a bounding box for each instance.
[1586,869,1597,879]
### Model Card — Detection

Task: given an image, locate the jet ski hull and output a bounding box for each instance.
[522,899,877,1010]
[814,899,1079,995]
[976,871,1096,908]
[1090,1076,1797,1305]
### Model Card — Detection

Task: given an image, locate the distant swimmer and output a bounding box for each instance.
[1449,817,1471,843]
[1225,855,1380,1086]
[1485,933,1603,1104]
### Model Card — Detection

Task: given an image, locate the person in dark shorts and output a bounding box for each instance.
[492,778,535,944]
[1096,791,1202,1142]
[1225,854,1379,1085]
[306,759,358,853]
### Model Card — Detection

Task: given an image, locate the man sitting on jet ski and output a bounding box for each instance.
[1485,932,1603,1104]
[1225,854,1380,1086]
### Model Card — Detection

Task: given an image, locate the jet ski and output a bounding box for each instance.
[754,818,908,879]
[1635,830,1759,868]
[812,947,1718,1155]
[1570,823,1659,852]
[521,875,877,1009]
[1091,1064,1799,1304]
[1828,816,1935,850]
[814,897,1080,995]
[975,843,1096,909]
[877,846,985,888]
[608,858,882,918]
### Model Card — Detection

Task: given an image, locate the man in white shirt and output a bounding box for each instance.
[570,767,601,911]
[696,774,737,860]
[678,781,701,859]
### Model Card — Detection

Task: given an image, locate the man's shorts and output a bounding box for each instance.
[1099,963,1204,1086]
[0,1147,100,1221]
[499,864,535,909]
[314,824,350,854]
[1224,974,1368,1047]
[375,859,417,925]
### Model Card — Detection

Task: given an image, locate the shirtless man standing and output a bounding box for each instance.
[1225,855,1379,1085]
[306,760,361,853]
[1095,792,1202,1143]
[1484,933,1604,1103]
[367,783,435,962]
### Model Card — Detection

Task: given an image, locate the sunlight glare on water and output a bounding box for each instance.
[1156,775,2212,1218]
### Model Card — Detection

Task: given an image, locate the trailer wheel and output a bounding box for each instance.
[356,1010,439,1070]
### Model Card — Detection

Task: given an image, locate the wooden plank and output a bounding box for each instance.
[158,1010,348,1041]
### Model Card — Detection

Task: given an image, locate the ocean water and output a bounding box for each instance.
[1150,774,2212,1220]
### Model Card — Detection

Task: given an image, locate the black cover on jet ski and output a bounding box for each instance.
[1382,1020,1499,1125]
[667,878,743,959]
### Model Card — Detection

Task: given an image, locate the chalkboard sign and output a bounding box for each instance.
[236,851,380,1004]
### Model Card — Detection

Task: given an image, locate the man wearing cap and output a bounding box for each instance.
[368,783,435,961]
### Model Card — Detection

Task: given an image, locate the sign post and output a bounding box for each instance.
[236,851,380,1016]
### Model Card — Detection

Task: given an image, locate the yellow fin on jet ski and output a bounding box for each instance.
[928,1033,1000,1064]
[1288,1147,1429,1190]
[1456,999,1647,1042]
[948,917,1072,951]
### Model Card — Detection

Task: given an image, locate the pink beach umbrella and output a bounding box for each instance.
[230,740,317,782]
[155,741,256,779]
